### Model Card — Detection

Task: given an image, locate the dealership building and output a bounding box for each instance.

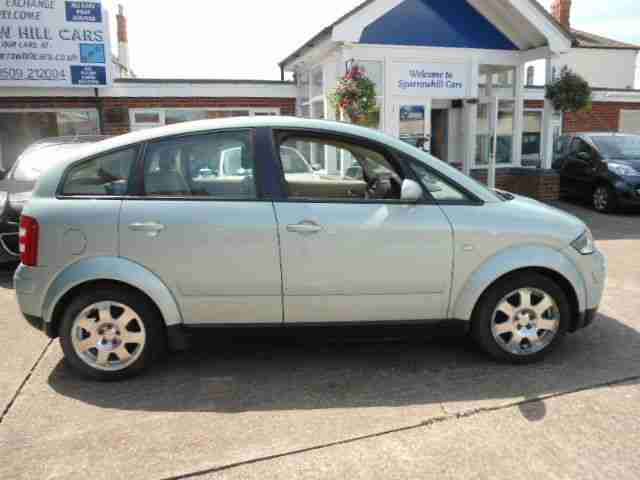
[1,0,640,200]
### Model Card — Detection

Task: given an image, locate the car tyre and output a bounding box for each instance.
[471,272,570,364]
[593,184,617,213]
[59,286,166,381]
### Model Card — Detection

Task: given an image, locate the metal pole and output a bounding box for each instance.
[488,96,498,189]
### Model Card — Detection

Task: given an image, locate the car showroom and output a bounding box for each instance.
[1,0,640,203]
[2,1,640,478]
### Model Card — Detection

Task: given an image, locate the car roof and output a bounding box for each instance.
[33,117,502,203]
[576,132,639,138]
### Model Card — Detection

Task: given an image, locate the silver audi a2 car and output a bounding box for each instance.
[14,117,607,380]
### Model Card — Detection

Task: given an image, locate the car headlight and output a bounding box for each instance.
[571,229,595,255]
[608,162,640,176]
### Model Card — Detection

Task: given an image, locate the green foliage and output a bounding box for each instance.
[329,64,378,124]
[545,67,592,113]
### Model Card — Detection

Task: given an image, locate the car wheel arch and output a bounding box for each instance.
[42,256,184,337]
[450,245,586,328]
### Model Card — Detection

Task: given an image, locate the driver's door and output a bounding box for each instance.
[272,131,454,324]
[564,137,597,197]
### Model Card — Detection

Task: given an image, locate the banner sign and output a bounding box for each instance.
[0,1,111,88]
[392,62,471,98]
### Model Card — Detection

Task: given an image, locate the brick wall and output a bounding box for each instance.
[0,97,98,109]
[0,96,296,136]
[472,168,561,201]
[563,102,640,133]
[525,99,640,134]
[101,97,296,135]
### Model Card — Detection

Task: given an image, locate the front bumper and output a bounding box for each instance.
[615,179,640,208]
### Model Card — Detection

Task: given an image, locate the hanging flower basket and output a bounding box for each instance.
[329,64,378,127]
[545,67,592,114]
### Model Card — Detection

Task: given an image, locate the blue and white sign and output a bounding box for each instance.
[392,62,471,98]
[70,64,106,85]
[65,2,102,23]
[0,0,111,88]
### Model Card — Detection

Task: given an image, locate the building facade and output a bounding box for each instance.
[1,0,640,201]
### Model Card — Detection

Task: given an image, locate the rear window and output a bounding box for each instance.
[62,148,137,196]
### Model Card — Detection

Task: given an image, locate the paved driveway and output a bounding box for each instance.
[1,201,639,480]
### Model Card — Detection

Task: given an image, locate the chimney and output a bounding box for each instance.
[551,0,572,29]
[116,4,130,77]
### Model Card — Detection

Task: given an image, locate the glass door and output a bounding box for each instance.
[394,99,431,152]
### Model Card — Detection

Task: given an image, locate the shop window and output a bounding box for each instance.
[57,111,100,136]
[496,100,514,164]
[134,112,161,124]
[475,101,514,166]
[165,110,208,125]
[311,100,325,120]
[62,148,137,196]
[131,108,279,131]
[310,66,324,99]
[522,111,542,167]
[206,110,250,119]
[476,104,490,165]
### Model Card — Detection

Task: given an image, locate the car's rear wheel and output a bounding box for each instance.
[472,272,570,364]
[59,286,166,380]
[593,184,617,213]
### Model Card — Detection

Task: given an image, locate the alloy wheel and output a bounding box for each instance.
[490,288,560,356]
[593,186,608,212]
[71,301,147,372]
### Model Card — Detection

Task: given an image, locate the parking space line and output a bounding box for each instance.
[0,338,53,425]
[160,372,640,480]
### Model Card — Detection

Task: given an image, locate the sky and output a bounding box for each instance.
[102,0,640,80]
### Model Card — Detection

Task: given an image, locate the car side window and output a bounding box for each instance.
[62,148,137,196]
[277,135,404,202]
[142,130,256,199]
[408,161,470,202]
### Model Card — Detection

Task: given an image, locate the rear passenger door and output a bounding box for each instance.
[119,130,283,325]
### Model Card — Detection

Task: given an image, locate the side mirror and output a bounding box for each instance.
[577,151,592,162]
[401,179,423,203]
[311,163,321,172]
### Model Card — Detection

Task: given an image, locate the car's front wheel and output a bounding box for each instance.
[59,285,166,380]
[593,184,617,213]
[472,272,570,364]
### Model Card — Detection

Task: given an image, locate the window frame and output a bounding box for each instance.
[400,153,484,206]
[127,128,266,202]
[129,108,281,131]
[271,128,481,206]
[56,145,141,200]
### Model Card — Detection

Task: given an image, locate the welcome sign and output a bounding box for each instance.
[392,62,471,98]
[0,0,111,87]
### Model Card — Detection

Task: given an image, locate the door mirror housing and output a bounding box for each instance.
[577,151,592,162]
[401,179,423,202]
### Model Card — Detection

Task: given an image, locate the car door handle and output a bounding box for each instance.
[128,222,165,237]
[286,221,322,235]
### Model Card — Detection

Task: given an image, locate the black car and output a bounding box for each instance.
[0,136,107,264]
[553,132,640,213]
